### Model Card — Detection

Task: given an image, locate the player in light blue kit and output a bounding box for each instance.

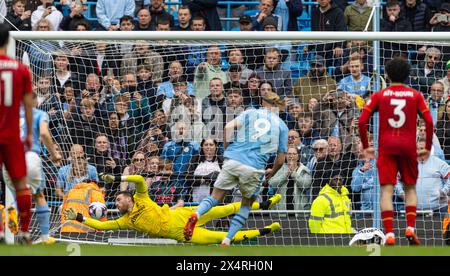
[3,92,61,244]
[184,91,289,245]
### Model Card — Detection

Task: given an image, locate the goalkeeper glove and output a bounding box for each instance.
[64,207,84,223]
[99,173,119,184]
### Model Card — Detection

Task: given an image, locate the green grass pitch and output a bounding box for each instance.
[0,244,449,256]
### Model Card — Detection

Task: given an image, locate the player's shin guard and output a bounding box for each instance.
[225,205,251,242]
[16,187,32,233]
[381,210,394,234]
[36,204,50,240]
[405,205,417,229]
[196,196,219,217]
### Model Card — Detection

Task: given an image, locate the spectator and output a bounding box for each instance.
[120,151,151,192]
[297,112,319,147]
[309,174,353,234]
[174,5,192,31]
[157,61,195,98]
[66,98,106,156]
[410,47,445,97]
[182,0,222,31]
[428,81,446,125]
[436,98,450,160]
[417,120,445,160]
[293,55,337,110]
[52,51,79,90]
[191,138,223,202]
[274,0,303,31]
[252,0,282,31]
[202,78,228,141]
[225,88,245,122]
[397,139,450,216]
[227,48,254,85]
[135,126,165,157]
[269,146,312,211]
[430,2,450,31]
[288,129,314,166]
[163,77,201,123]
[60,179,106,232]
[381,0,413,32]
[351,141,376,213]
[194,45,229,100]
[439,60,450,94]
[224,64,246,91]
[161,121,200,174]
[106,111,129,162]
[400,0,432,31]
[306,139,328,172]
[96,0,135,31]
[238,14,253,31]
[56,144,99,198]
[135,8,154,31]
[121,41,164,85]
[337,56,371,98]
[256,48,292,98]
[60,0,91,31]
[156,16,171,31]
[344,0,372,31]
[0,0,5,23]
[148,160,187,208]
[31,0,63,31]
[137,64,158,103]
[5,0,32,31]
[333,40,374,82]
[150,0,174,28]
[119,73,151,123]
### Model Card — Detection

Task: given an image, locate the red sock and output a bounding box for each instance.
[16,187,32,233]
[381,210,394,234]
[405,205,417,229]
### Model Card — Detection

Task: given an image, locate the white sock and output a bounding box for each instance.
[41,234,49,241]
[386,232,395,238]
[221,237,231,245]
[406,226,415,233]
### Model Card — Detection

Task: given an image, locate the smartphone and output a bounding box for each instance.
[45,2,52,8]
[437,14,448,23]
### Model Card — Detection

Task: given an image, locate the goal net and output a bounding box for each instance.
[3,32,450,246]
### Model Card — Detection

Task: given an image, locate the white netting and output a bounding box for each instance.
[3,35,450,246]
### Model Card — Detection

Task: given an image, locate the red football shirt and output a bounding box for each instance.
[0,54,32,143]
[359,84,433,156]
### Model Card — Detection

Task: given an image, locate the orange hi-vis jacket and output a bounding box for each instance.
[61,182,106,232]
[444,204,450,234]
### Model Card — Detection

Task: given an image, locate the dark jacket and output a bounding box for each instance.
[60,14,92,30]
[150,8,175,27]
[5,12,31,31]
[182,0,222,31]
[380,16,412,32]
[401,1,431,31]
[311,3,347,31]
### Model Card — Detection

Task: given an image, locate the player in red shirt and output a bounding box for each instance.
[358,57,434,246]
[0,24,34,244]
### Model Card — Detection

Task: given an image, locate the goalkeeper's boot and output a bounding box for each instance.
[7,207,19,235]
[17,231,32,245]
[259,194,282,210]
[405,227,420,246]
[184,213,198,241]
[42,236,56,245]
[259,222,281,236]
[385,232,396,246]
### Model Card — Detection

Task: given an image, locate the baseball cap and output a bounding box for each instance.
[262,91,285,110]
[238,15,252,24]
[310,55,325,66]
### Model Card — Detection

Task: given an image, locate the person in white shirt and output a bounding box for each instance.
[31,0,63,31]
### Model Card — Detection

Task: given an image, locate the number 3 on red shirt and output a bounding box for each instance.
[388,99,406,128]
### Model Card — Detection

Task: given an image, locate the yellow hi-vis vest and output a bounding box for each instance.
[309,184,353,234]
[61,182,106,232]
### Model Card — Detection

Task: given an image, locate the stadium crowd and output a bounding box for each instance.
[0,0,450,226]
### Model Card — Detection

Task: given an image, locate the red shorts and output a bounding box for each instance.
[377,154,418,185]
[0,142,26,181]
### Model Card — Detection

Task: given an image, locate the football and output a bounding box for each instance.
[88,202,107,220]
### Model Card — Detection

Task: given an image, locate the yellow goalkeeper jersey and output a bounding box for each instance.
[84,175,170,237]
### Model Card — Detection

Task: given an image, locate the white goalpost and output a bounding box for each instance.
[4,30,450,246]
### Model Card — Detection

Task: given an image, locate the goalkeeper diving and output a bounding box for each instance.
[64,174,282,244]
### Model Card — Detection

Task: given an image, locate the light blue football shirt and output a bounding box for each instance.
[20,107,48,154]
[224,109,289,170]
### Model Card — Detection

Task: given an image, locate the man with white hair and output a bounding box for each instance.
[411,47,445,96]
